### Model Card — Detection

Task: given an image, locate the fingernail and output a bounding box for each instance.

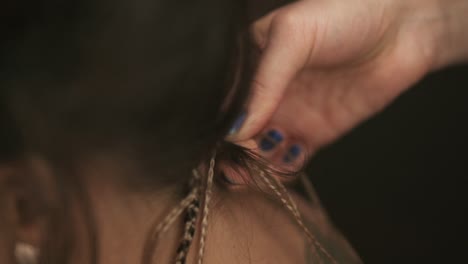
[228,111,247,136]
[260,138,276,151]
[267,130,284,143]
[260,130,283,152]
[283,144,302,163]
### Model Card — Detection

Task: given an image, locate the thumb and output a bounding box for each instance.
[228,10,309,142]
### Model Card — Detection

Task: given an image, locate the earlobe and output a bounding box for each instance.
[14,242,38,264]
[0,165,43,250]
[0,166,22,264]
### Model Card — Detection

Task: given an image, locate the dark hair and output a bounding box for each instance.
[0,0,253,263]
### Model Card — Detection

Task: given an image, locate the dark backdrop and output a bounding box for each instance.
[309,65,468,264]
[251,1,468,263]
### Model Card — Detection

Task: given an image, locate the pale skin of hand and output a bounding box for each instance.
[228,0,468,168]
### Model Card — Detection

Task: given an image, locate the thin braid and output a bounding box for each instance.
[271,174,300,216]
[155,170,201,237]
[258,170,338,264]
[196,153,216,264]
[300,173,321,204]
[259,170,300,217]
[268,173,326,264]
[174,169,203,264]
[142,170,201,264]
[174,197,200,264]
[156,187,198,236]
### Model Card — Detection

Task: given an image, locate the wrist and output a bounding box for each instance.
[398,0,468,72]
[422,0,468,70]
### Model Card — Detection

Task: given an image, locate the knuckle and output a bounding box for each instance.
[272,10,315,52]
[251,79,269,98]
[274,10,299,30]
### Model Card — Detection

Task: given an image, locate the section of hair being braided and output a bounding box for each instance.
[141,170,201,264]
[144,150,338,264]
[174,196,200,264]
[142,154,216,264]
[196,154,216,264]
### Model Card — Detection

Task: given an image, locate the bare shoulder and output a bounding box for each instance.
[203,190,307,264]
[195,180,362,264]
[291,188,363,264]
[200,182,362,264]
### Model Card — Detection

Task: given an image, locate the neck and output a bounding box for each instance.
[82,158,182,264]
[76,159,330,264]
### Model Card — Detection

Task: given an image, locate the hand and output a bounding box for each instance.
[228,0,460,168]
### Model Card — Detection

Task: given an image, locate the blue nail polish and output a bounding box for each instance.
[289,145,302,157]
[228,112,246,135]
[260,138,276,151]
[267,130,284,143]
[283,145,302,163]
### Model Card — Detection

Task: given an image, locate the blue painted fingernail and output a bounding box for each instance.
[267,130,284,143]
[228,111,247,135]
[289,145,302,157]
[283,145,302,163]
[260,138,276,151]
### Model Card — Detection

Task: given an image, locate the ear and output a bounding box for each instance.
[0,166,17,263]
[0,164,43,250]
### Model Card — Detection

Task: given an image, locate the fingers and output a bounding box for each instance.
[255,128,307,170]
[250,10,276,50]
[227,9,310,142]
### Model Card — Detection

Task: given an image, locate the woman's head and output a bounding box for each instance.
[1,0,251,182]
[0,0,252,263]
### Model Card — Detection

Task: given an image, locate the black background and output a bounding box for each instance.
[309,65,468,264]
[252,1,468,263]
